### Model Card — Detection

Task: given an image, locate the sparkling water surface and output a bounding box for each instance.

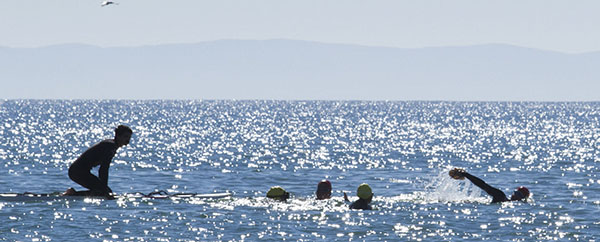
[1,100,600,241]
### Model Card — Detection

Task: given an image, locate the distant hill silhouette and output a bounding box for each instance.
[1,39,599,101]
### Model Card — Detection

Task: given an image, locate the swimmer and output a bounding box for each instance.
[316,180,332,200]
[65,125,132,199]
[449,168,530,203]
[344,183,373,210]
[266,186,290,201]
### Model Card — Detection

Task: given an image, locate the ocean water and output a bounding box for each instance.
[1,100,599,241]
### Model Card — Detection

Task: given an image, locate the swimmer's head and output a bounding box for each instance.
[357,183,373,201]
[316,180,332,200]
[267,186,290,201]
[510,186,530,201]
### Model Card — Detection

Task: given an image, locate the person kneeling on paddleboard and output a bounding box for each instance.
[64,125,132,199]
[449,168,530,203]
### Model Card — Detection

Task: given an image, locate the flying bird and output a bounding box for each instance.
[101,1,118,7]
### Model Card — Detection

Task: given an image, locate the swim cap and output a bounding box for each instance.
[267,186,287,198]
[515,186,530,198]
[357,183,373,200]
[317,180,332,192]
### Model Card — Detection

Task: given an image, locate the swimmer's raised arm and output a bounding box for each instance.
[449,168,508,203]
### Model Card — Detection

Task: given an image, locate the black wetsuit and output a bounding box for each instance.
[68,139,118,196]
[349,199,372,210]
[463,172,508,203]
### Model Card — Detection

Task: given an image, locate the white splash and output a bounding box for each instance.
[421,169,488,203]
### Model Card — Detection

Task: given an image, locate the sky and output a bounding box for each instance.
[2,0,600,53]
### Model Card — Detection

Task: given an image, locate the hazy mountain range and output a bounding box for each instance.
[1,39,598,101]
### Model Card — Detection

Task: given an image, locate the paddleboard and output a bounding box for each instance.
[0,192,232,202]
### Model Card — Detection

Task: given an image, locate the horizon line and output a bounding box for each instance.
[1,38,596,55]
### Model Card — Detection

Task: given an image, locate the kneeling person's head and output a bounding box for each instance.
[115,125,133,147]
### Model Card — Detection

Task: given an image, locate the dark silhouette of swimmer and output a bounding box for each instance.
[449,168,530,203]
[64,125,132,199]
[316,180,332,200]
[344,183,373,210]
